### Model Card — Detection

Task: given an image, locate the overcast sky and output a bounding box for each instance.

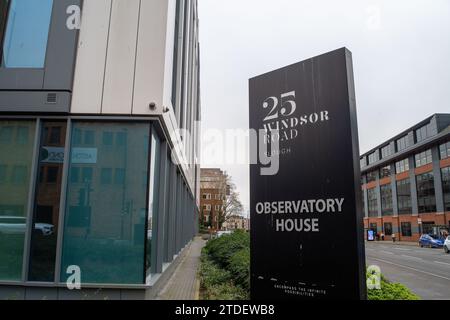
[198,0,450,214]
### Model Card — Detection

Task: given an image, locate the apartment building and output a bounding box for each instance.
[0,0,201,299]
[360,114,450,242]
[200,168,228,230]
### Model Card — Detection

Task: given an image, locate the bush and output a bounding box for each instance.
[367,274,420,300]
[204,230,250,268]
[201,231,419,300]
[228,247,250,291]
[200,231,250,300]
[199,255,232,288]
[199,254,249,300]
[204,283,249,300]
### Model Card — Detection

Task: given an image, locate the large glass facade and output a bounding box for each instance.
[2,0,53,68]
[60,122,149,285]
[0,120,36,281]
[396,179,412,215]
[416,172,436,214]
[28,122,66,282]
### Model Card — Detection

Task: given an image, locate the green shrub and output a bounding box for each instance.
[367,274,420,300]
[204,230,250,268]
[199,255,232,288]
[200,231,250,300]
[204,283,249,300]
[228,247,250,291]
[201,231,419,301]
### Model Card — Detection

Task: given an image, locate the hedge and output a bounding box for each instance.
[199,230,419,300]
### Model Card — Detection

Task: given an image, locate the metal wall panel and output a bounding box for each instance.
[132,0,171,115]
[71,0,112,114]
[102,0,140,114]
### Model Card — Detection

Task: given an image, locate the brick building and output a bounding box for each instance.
[222,215,250,231]
[200,168,228,230]
[360,114,450,242]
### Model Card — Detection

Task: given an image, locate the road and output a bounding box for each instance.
[365,242,450,300]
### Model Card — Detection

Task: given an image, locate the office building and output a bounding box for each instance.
[360,114,450,241]
[0,0,201,299]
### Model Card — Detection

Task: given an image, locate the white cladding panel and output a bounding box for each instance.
[102,0,140,114]
[133,0,172,115]
[71,0,112,114]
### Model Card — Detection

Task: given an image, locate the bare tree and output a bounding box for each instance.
[218,173,244,229]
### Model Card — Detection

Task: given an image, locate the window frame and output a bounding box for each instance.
[401,222,412,237]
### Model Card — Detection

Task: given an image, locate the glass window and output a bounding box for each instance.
[0,125,13,143]
[380,166,392,178]
[0,120,36,281]
[102,132,113,146]
[384,223,392,236]
[381,145,392,159]
[16,126,29,145]
[100,168,112,185]
[401,222,412,237]
[381,184,393,216]
[361,188,365,213]
[422,222,435,235]
[395,158,410,174]
[415,149,432,168]
[147,129,160,278]
[360,157,366,168]
[396,179,412,215]
[396,135,410,152]
[442,167,450,212]
[28,122,66,282]
[440,141,450,160]
[415,122,436,143]
[83,130,95,145]
[368,151,379,165]
[416,172,436,214]
[61,122,149,285]
[367,170,378,183]
[2,0,53,68]
[367,188,378,217]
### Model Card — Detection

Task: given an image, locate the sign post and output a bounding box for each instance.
[249,48,366,300]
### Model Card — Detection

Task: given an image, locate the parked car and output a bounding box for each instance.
[444,236,450,254]
[419,234,444,248]
[34,223,54,236]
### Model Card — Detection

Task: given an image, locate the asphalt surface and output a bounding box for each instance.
[365,242,450,300]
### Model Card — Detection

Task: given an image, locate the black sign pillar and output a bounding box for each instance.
[249,48,366,300]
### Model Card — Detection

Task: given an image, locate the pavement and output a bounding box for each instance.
[157,237,206,300]
[366,242,450,300]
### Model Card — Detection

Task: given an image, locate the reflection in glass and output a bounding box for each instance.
[2,0,53,68]
[28,122,66,282]
[0,120,35,281]
[61,123,149,284]
[147,130,160,278]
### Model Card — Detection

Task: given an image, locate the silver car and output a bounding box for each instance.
[444,236,450,254]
